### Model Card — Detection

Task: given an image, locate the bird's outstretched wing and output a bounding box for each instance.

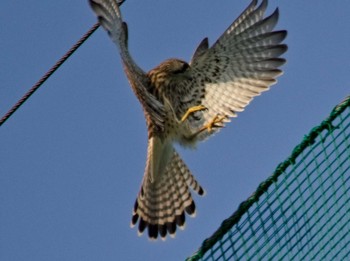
[184,0,287,141]
[89,0,165,132]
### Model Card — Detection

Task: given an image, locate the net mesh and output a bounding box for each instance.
[187,96,350,261]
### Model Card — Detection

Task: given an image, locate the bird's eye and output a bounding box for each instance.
[173,62,189,74]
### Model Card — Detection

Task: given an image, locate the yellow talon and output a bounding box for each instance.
[202,114,227,132]
[186,113,228,140]
[181,105,207,122]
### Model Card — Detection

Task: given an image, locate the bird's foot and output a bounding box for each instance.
[181,105,207,122]
[184,114,228,141]
[200,114,227,132]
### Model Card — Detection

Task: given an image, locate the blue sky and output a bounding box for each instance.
[1,1,349,260]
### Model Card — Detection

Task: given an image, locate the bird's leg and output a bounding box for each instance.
[181,105,207,122]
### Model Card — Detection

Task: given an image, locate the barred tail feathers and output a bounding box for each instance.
[131,137,205,240]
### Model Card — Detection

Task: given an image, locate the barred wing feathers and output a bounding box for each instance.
[187,0,287,140]
[89,0,165,132]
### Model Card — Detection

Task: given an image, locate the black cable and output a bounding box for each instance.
[0,0,127,127]
[0,22,100,127]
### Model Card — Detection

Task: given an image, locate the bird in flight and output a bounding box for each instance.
[89,0,287,240]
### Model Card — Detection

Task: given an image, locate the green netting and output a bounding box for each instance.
[187,96,350,261]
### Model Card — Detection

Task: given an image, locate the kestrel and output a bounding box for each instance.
[89,0,287,240]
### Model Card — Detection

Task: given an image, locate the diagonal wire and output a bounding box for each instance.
[0,0,126,127]
[0,22,100,127]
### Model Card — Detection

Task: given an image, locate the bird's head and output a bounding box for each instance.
[148,59,192,91]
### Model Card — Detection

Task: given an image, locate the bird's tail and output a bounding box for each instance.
[131,137,205,240]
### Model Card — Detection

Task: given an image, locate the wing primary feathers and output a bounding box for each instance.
[190,38,209,64]
[89,0,166,132]
[187,0,287,142]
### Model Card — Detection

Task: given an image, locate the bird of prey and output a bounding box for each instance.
[89,0,287,240]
